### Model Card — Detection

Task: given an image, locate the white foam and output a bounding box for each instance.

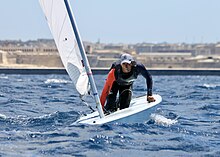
[150,114,178,126]
[0,113,7,119]
[44,79,70,84]
[0,76,8,79]
[203,84,218,88]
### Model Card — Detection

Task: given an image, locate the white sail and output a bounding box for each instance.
[39,0,89,96]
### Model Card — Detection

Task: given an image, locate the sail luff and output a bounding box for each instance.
[63,0,104,118]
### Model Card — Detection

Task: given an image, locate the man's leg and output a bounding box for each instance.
[104,81,119,112]
[119,85,132,110]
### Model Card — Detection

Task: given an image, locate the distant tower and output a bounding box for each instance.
[86,45,93,54]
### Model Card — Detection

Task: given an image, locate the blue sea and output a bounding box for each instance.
[0,74,219,157]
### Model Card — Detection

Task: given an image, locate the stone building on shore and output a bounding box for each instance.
[0,39,220,69]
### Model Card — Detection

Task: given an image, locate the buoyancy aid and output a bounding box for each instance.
[113,63,138,86]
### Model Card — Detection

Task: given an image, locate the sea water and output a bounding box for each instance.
[0,74,219,157]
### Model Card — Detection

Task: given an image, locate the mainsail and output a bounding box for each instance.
[39,0,104,118]
[39,0,89,96]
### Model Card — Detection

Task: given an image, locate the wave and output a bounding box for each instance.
[0,113,7,119]
[200,84,220,89]
[0,111,79,132]
[44,79,71,84]
[0,75,8,79]
[199,104,220,111]
[150,114,178,126]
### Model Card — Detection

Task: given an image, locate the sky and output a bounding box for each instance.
[0,0,220,44]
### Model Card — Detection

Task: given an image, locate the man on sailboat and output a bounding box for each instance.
[100,53,155,113]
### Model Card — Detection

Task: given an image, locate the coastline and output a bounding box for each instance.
[0,67,220,75]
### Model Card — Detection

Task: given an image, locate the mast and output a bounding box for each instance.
[64,0,104,118]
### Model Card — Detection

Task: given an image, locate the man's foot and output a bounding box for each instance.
[147,96,156,102]
[104,107,118,115]
[104,109,111,115]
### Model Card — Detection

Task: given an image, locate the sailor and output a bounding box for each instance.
[100,53,155,113]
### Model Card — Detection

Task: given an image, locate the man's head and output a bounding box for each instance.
[120,53,134,64]
[120,53,134,73]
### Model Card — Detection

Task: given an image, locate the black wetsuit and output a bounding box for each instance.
[104,62,153,112]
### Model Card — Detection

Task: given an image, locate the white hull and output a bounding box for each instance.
[76,94,162,125]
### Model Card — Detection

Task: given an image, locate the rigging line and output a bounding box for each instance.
[80,97,96,112]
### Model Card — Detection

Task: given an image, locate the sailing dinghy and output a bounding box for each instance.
[39,0,162,125]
